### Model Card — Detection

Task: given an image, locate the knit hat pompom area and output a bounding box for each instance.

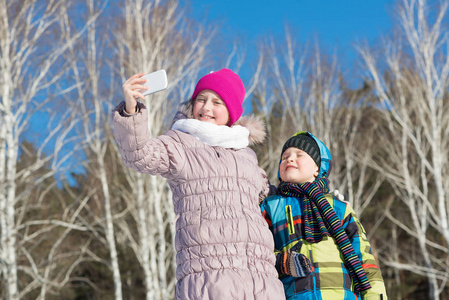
[191,69,245,126]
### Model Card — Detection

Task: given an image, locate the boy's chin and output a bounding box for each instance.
[281,176,315,184]
[280,177,303,184]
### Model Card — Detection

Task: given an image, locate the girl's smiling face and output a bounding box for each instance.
[280,147,319,184]
[192,90,230,126]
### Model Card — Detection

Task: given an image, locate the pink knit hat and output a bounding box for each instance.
[191,68,245,126]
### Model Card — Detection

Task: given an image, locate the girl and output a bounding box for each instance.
[112,69,285,300]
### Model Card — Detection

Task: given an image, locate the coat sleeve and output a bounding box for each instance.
[260,199,274,232]
[111,101,185,179]
[258,168,277,203]
[341,203,388,300]
[260,199,282,267]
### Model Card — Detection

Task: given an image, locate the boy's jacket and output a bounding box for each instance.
[260,193,387,300]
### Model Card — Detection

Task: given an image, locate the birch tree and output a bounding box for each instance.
[359,0,449,298]
[0,1,71,298]
[0,0,111,298]
[112,0,213,299]
[253,31,384,219]
[58,0,126,299]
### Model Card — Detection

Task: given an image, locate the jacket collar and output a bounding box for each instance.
[172,101,267,146]
[171,118,249,149]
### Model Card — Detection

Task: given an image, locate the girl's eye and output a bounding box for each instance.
[213,100,223,105]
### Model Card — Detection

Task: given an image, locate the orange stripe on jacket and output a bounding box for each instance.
[363,263,379,269]
[293,219,302,225]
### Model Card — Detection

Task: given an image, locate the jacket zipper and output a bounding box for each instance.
[286,205,295,235]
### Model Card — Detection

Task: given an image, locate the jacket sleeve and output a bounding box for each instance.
[112,101,184,179]
[258,169,277,203]
[342,203,388,300]
[260,199,284,277]
[260,199,274,232]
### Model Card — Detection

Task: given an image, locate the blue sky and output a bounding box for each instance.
[188,0,396,66]
[26,0,398,185]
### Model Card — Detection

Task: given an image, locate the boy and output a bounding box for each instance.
[260,131,387,299]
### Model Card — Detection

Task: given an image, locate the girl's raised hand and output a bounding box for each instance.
[122,73,149,114]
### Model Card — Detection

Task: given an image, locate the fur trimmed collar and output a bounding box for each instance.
[172,119,249,149]
[171,101,266,146]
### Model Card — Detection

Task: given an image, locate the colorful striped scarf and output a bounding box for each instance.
[278,178,371,292]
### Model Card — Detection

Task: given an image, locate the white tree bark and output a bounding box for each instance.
[64,0,123,298]
[359,0,449,298]
[113,0,213,299]
[254,31,383,221]
[0,1,70,298]
[0,0,113,298]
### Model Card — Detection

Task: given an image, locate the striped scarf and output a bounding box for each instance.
[278,178,371,292]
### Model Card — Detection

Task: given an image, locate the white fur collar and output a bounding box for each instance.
[171,119,249,149]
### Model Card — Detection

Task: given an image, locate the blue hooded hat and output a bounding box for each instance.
[279,131,332,179]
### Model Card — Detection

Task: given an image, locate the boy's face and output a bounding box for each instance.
[280,147,319,184]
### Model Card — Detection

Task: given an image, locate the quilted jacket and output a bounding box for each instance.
[261,193,387,299]
[112,101,285,300]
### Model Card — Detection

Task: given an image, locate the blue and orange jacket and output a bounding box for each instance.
[260,193,388,300]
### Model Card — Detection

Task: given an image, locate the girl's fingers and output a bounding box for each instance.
[132,76,147,83]
[123,74,147,100]
[129,84,149,90]
[124,78,146,87]
[129,89,144,98]
[133,91,146,100]
[124,73,146,85]
[123,82,148,95]
[132,72,145,78]
[127,79,147,89]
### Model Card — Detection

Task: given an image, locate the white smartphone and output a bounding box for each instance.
[139,69,168,96]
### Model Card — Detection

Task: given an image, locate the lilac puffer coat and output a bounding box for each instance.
[112,101,285,300]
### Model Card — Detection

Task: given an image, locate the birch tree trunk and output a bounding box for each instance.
[0,0,114,298]
[253,31,384,220]
[113,0,212,298]
[0,1,70,298]
[64,0,123,298]
[359,0,449,298]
